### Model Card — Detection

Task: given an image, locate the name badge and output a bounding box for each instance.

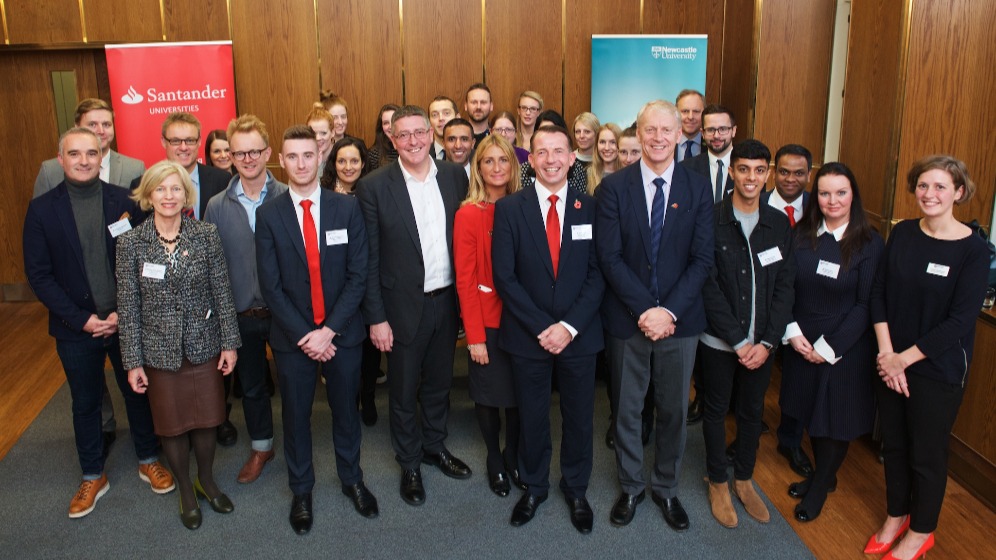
[326,229,348,245]
[926,262,950,277]
[107,218,132,238]
[816,260,840,279]
[142,262,166,280]
[477,284,493,293]
[757,247,783,267]
[571,224,593,240]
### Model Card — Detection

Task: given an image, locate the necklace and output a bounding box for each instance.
[155,220,182,244]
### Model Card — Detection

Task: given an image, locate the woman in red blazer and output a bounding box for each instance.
[454,135,523,498]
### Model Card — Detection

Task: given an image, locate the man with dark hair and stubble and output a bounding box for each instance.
[464,83,494,147]
[442,118,475,176]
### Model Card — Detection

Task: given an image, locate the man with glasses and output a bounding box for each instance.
[464,83,494,147]
[357,105,470,507]
[428,96,458,160]
[203,114,287,485]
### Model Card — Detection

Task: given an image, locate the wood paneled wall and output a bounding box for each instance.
[719,0,757,138]
[644,0,726,107]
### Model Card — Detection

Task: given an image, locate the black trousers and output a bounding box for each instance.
[699,343,773,483]
[875,371,964,533]
[235,314,274,443]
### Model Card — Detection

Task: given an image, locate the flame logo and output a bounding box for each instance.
[120,86,143,105]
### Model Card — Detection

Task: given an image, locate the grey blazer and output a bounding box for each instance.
[116,215,241,371]
[33,150,146,198]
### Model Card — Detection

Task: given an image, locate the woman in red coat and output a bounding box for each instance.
[454,135,523,497]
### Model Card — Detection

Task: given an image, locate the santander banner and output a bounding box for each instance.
[106,41,237,169]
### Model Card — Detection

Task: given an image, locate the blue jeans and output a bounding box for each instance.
[56,335,158,475]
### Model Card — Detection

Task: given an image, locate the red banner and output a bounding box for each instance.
[105,41,237,169]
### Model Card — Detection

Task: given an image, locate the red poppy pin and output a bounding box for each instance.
[574,199,582,209]
[671,203,679,209]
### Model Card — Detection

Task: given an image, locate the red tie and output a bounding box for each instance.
[300,200,325,325]
[785,206,796,227]
[546,195,560,278]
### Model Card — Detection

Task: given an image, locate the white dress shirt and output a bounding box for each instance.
[766,187,805,218]
[288,185,322,248]
[534,181,577,338]
[400,159,452,291]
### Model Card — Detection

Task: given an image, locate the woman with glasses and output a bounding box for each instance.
[515,91,544,155]
[490,111,529,164]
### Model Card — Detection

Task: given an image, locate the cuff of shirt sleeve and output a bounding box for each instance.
[733,339,749,351]
[813,335,840,365]
[783,321,802,344]
[559,321,578,339]
[661,307,677,322]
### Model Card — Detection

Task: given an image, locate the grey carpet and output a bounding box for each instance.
[0,354,813,559]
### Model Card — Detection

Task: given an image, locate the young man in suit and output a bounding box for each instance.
[255,125,375,534]
[23,127,173,519]
[356,105,471,507]
[33,98,146,198]
[596,100,715,531]
[428,96,458,160]
[442,118,474,176]
[492,125,604,534]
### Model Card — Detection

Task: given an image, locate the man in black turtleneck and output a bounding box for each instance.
[24,127,174,519]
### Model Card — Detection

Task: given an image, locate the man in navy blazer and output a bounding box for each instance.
[596,100,715,531]
[492,125,604,534]
[23,127,171,518]
[255,126,376,534]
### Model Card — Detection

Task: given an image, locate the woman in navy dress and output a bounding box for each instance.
[781,162,883,522]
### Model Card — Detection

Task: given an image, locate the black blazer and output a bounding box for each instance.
[131,163,229,219]
[255,189,369,353]
[356,160,468,344]
[681,152,733,201]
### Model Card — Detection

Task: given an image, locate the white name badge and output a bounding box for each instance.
[107,218,132,238]
[816,259,840,279]
[571,224,593,240]
[477,284,494,293]
[142,262,166,280]
[325,229,348,245]
[757,247,783,267]
[926,262,950,277]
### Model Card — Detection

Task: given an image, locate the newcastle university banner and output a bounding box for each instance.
[105,41,237,168]
[591,35,707,127]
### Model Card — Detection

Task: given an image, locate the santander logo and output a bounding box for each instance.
[121,86,144,104]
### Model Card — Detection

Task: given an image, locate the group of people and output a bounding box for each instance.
[23,85,991,560]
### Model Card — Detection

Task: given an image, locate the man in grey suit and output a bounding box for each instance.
[34,98,145,198]
[357,104,471,507]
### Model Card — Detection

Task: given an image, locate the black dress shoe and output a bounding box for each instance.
[421,450,472,479]
[793,502,822,522]
[342,481,379,518]
[360,394,377,427]
[686,397,703,425]
[565,495,594,534]
[102,431,116,460]
[777,445,814,477]
[510,493,547,527]
[609,490,645,526]
[503,456,527,491]
[787,477,838,499]
[216,420,238,447]
[652,494,690,531]
[400,469,425,506]
[489,472,511,497]
[289,493,313,535]
[605,427,616,450]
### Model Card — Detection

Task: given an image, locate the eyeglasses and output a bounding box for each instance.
[492,127,515,135]
[518,105,540,113]
[703,126,733,135]
[163,137,199,147]
[393,129,430,142]
[231,149,266,161]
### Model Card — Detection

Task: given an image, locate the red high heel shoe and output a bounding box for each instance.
[864,516,911,554]
[882,532,934,560]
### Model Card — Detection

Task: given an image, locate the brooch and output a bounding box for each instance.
[574,200,582,209]
[671,203,679,209]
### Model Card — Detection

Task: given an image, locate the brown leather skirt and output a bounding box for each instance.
[145,356,225,437]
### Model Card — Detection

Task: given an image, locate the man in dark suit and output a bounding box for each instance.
[596,100,715,531]
[492,125,604,534]
[255,125,376,534]
[131,112,230,221]
[23,127,173,519]
[675,89,705,163]
[428,95,458,160]
[356,105,471,507]
[33,98,145,198]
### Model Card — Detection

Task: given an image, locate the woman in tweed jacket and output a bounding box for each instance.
[117,160,240,530]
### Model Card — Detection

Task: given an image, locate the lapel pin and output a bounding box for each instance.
[119,211,131,220]
[182,250,188,257]
[574,199,581,209]
[671,203,679,209]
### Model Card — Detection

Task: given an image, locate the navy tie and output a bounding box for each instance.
[650,177,666,301]
[683,140,694,161]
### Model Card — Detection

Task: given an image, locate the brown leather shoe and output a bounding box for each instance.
[733,479,770,523]
[139,461,176,494]
[707,479,738,528]
[69,474,109,518]
[237,450,275,484]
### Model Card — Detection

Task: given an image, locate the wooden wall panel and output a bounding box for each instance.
[754,0,835,165]
[229,0,318,158]
[953,317,996,472]
[643,0,726,104]
[402,0,483,114]
[163,0,230,42]
[82,0,162,43]
[837,0,905,220]
[484,0,562,121]
[563,0,641,124]
[318,0,402,148]
[0,51,99,284]
[719,0,756,137]
[5,0,82,44]
[892,0,996,226]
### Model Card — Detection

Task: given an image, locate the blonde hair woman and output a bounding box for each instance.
[586,123,622,193]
